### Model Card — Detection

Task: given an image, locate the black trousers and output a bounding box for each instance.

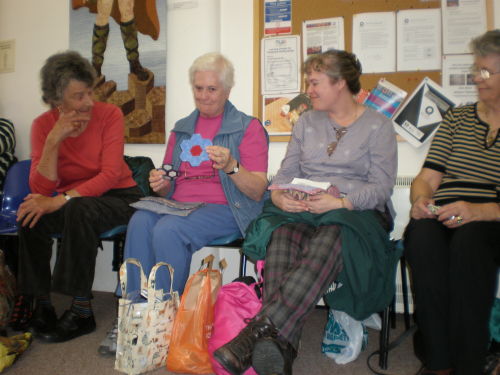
[18,186,142,298]
[404,218,500,375]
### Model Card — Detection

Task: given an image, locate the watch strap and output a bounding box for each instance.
[226,161,239,175]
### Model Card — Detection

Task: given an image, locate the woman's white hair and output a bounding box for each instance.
[189,52,235,91]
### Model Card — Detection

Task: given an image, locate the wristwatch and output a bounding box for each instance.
[226,161,240,175]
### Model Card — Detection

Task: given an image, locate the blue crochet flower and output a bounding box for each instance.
[180,133,213,167]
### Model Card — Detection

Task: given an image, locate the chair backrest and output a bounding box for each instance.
[1,159,31,217]
[123,155,155,197]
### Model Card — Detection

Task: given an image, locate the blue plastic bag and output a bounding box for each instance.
[321,309,369,364]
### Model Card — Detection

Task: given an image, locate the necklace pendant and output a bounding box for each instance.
[327,142,336,156]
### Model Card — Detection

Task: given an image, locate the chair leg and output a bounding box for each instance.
[379,305,391,369]
[390,297,397,329]
[238,251,247,277]
[400,256,411,330]
[112,234,126,272]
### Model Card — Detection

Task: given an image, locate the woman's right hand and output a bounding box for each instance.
[410,196,436,220]
[149,168,171,195]
[271,190,308,213]
[50,110,92,142]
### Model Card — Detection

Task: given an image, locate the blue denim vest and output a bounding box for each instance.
[168,101,269,236]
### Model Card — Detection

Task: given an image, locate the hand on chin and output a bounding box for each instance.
[68,121,88,137]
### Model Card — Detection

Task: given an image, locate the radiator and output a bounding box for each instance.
[390,175,416,313]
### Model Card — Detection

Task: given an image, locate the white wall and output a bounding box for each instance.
[0,0,426,291]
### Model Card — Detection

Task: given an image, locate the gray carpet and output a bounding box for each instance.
[5,291,422,375]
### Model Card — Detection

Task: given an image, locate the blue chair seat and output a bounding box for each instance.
[53,224,129,271]
[0,160,31,235]
[0,213,19,234]
[100,225,127,239]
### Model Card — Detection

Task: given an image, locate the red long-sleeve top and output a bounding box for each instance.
[29,102,136,197]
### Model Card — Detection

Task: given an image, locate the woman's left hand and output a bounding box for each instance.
[305,193,343,214]
[16,194,63,228]
[437,201,475,228]
[206,145,234,172]
[438,201,500,227]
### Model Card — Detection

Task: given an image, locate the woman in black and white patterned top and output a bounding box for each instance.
[0,118,16,190]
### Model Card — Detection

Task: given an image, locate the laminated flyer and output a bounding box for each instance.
[392,77,457,148]
[364,78,407,118]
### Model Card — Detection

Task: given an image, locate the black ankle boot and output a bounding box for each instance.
[214,315,278,375]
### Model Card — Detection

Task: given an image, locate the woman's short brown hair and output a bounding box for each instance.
[303,50,362,94]
[40,50,96,105]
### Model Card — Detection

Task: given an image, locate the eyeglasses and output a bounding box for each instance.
[471,66,500,80]
[183,164,216,180]
[327,127,348,156]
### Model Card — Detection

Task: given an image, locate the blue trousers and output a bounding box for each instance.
[121,204,240,296]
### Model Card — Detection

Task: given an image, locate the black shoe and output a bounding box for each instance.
[214,315,279,375]
[252,336,297,375]
[416,368,454,375]
[28,303,57,336]
[39,310,96,343]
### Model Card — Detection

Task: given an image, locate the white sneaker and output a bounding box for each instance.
[98,318,118,356]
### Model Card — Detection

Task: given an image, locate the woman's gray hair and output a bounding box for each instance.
[188,52,234,91]
[40,50,96,105]
[303,50,362,94]
[470,29,500,57]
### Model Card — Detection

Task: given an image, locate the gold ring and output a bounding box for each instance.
[456,216,463,224]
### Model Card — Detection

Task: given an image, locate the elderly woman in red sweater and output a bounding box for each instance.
[13,51,143,343]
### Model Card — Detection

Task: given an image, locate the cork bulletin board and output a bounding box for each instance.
[253,0,495,142]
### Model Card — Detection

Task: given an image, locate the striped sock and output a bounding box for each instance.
[71,296,92,318]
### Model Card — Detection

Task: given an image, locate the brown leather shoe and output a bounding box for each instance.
[252,336,297,375]
[213,315,278,375]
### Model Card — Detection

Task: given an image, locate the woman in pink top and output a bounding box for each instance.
[13,51,143,344]
[123,52,269,291]
[96,53,269,357]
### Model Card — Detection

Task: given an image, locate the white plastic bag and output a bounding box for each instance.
[321,309,368,365]
[362,313,382,331]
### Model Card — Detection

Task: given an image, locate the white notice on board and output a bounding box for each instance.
[396,8,442,71]
[261,36,301,95]
[442,54,477,106]
[302,17,345,61]
[352,12,396,73]
[441,0,487,55]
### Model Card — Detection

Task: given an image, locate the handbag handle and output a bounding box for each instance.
[119,258,148,297]
[147,261,176,304]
